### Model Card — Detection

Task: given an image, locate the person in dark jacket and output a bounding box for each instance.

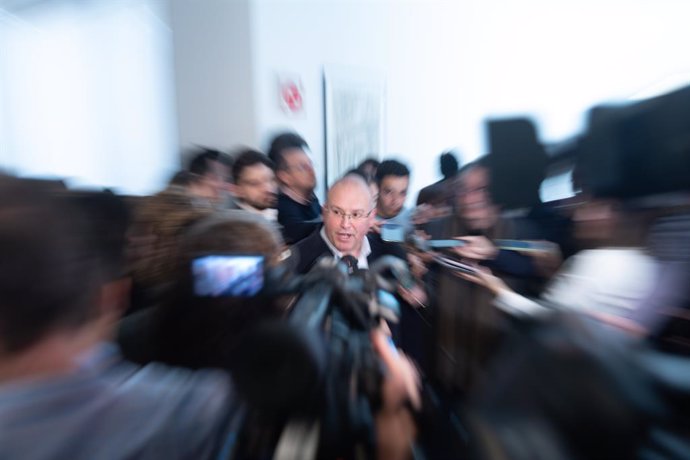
[293,175,405,274]
[268,132,321,244]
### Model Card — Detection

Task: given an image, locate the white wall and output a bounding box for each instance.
[467,0,690,145]
[170,0,257,152]
[382,1,471,199]
[0,0,179,194]
[251,0,390,199]
[4,0,690,196]
[250,0,470,202]
[247,0,690,203]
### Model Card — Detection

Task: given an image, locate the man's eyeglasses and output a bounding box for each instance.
[325,206,374,221]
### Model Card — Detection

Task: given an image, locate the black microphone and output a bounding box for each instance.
[340,255,359,275]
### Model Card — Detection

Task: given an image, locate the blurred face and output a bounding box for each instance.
[323,180,375,255]
[457,166,497,230]
[377,175,409,219]
[202,160,230,202]
[572,198,620,245]
[279,149,316,194]
[234,163,277,210]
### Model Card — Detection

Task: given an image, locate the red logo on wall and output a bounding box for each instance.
[279,77,304,115]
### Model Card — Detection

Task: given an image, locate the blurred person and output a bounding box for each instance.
[416,150,459,207]
[268,132,321,244]
[153,211,288,370]
[643,212,690,353]
[168,170,192,188]
[360,160,434,372]
[127,148,234,311]
[228,148,278,221]
[443,159,557,288]
[371,159,413,234]
[0,177,420,460]
[345,168,379,201]
[294,175,402,274]
[186,147,233,209]
[293,175,427,321]
[356,157,380,183]
[458,196,662,337]
[0,178,235,460]
[459,108,690,460]
[66,190,132,340]
[141,209,422,459]
[421,158,560,394]
[128,190,213,311]
[457,204,690,460]
[467,308,677,460]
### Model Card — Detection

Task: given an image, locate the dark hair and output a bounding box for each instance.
[156,211,286,370]
[454,158,490,201]
[168,170,192,187]
[474,313,654,460]
[344,168,369,182]
[356,158,380,171]
[0,177,101,353]
[232,149,275,183]
[65,190,130,282]
[355,157,380,183]
[375,159,410,186]
[440,151,460,179]
[457,157,486,177]
[267,132,309,171]
[187,147,232,179]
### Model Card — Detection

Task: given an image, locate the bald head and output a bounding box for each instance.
[327,175,374,208]
[323,175,376,256]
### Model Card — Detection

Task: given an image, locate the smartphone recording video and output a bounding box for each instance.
[427,239,466,249]
[192,255,264,297]
[494,239,553,252]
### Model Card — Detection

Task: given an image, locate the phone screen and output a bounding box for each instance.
[494,239,551,252]
[428,239,466,249]
[381,223,405,243]
[192,255,264,297]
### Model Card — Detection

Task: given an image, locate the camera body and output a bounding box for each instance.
[223,255,412,459]
[578,85,690,199]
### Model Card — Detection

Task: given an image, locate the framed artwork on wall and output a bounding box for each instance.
[323,65,386,188]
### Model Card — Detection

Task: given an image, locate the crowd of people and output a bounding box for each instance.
[1,126,690,459]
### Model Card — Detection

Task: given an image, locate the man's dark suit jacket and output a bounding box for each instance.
[277,192,321,245]
[292,229,425,371]
[293,229,407,274]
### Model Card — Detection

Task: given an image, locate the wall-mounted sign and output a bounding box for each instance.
[323,65,386,188]
[278,74,304,115]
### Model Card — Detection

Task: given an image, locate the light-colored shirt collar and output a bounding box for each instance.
[319,227,371,269]
[376,206,412,228]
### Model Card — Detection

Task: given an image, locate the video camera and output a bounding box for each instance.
[217,253,415,460]
[576,84,690,199]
